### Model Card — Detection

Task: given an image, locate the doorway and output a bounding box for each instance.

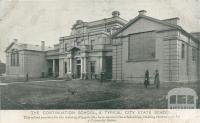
[76,65,81,78]
[90,61,96,79]
[105,56,112,79]
[76,59,81,79]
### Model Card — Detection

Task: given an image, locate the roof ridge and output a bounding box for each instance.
[112,14,182,38]
[162,17,180,21]
[140,14,181,29]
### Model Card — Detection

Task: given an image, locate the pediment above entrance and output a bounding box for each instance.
[68,46,80,52]
[69,47,81,57]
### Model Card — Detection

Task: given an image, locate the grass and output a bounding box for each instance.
[1,80,200,109]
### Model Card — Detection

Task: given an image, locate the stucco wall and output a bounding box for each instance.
[178,32,199,82]
[159,30,179,82]
[23,50,48,78]
[59,58,64,78]
[113,34,161,83]
[112,16,200,83]
[6,51,24,78]
[113,29,200,82]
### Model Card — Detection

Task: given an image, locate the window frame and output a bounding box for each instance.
[170,95,177,104]
[10,49,19,66]
[64,62,67,73]
[177,95,187,104]
[90,39,95,50]
[90,61,96,73]
[128,31,156,61]
[192,47,197,62]
[64,43,68,52]
[181,43,185,59]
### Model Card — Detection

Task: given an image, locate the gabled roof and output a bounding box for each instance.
[112,14,182,38]
[5,42,15,52]
[112,14,200,42]
[5,42,54,53]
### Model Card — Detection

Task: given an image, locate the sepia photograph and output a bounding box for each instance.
[0,0,200,113]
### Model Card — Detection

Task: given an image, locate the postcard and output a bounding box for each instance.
[0,0,200,123]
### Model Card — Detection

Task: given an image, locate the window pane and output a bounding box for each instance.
[13,54,15,65]
[143,37,155,59]
[192,48,197,61]
[90,40,95,50]
[64,62,67,73]
[90,62,95,73]
[181,43,185,59]
[129,32,155,61]
[65,43,67,51]
[77,60,81,64]
[170,95,176,104]
[11,54,13,65]
[177,95,186,104]
[187,95,194,104]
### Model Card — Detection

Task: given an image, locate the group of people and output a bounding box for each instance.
[144,69,160,88]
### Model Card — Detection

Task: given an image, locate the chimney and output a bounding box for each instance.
[138,10,147,15]
[76,20,83,24]
[41,41,45,51]
[112,11,120,17]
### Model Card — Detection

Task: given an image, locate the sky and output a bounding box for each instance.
[0,0,200,62]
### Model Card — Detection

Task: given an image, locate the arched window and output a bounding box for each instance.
[10,49,19,66]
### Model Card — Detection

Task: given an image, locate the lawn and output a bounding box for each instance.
[1,80,200,109]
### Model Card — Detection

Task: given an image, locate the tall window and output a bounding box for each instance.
[90,61,95,73]
[11,52,15,65]
[181,43,185,59]
[192,48,197,61]
[129,32,156,61]
[64,62,67,73]
[60,40,64,53]
[106,28,111,33]
[10,49,19,66]
[90,40,95,50]
[69,59,71,72]
[102,37,107,44]
[65,43,67,51]
[76,41,80,46]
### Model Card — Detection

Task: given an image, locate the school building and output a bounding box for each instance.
[5,10,200,82]
[112,10,200,82]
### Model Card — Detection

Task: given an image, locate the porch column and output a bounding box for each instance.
[69,58,72,73]
[67,58,70,73]
[99,56,103,73]
[52,59,55,77]
[84,57,87,73]
[83,57,87,79]
[59,59,64,78]
[81,57,84,79]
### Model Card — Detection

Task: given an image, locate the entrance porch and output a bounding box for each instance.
[47,59,59,77]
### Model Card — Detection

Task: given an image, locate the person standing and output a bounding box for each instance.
[26,73,29,82]
[144,70,149,88]
[154,70,160,88]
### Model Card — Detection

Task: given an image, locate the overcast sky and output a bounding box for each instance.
[0,0,200,62]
